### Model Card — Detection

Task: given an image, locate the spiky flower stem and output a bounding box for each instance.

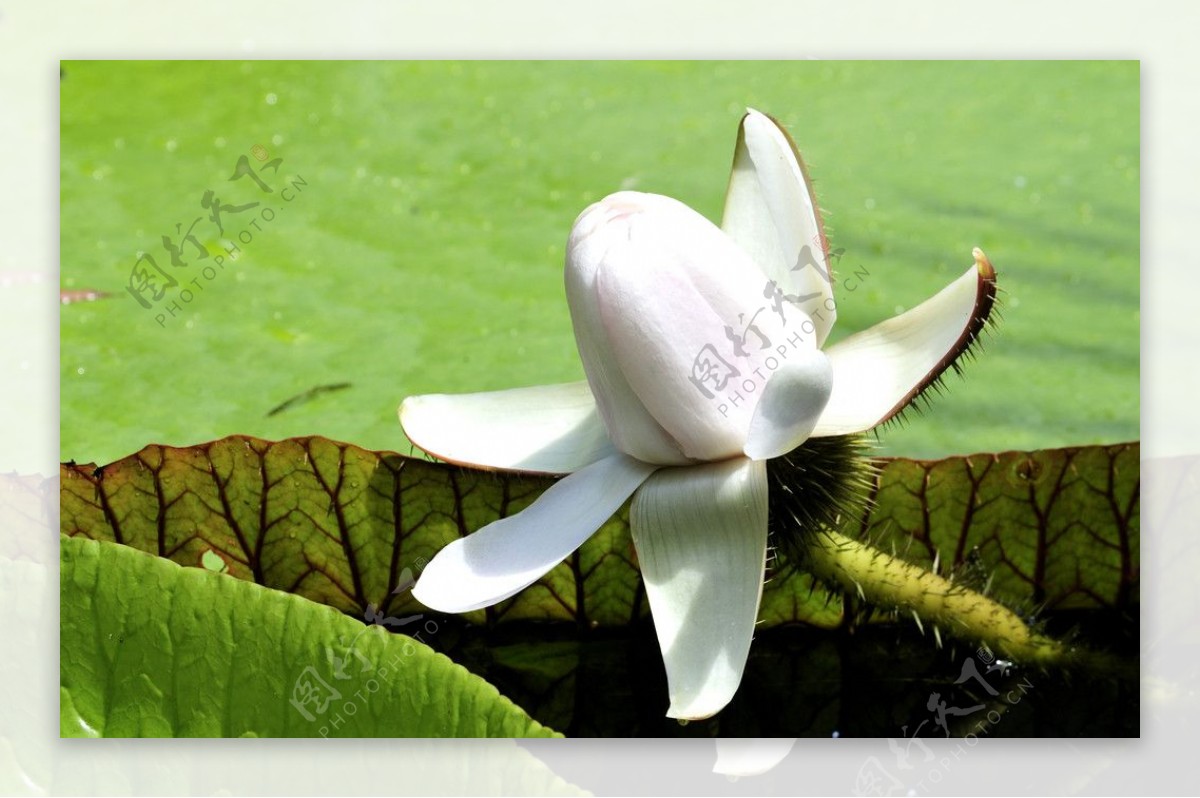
[801,528,1069,668]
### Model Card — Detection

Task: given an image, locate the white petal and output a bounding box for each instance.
[566,198,693,466]
[630,457,768,720]
[713,738,797,777]
[722,109,837,347]
[399,381,614,475]
[570,191,818,463]
[743,349,832,460]
[815,249,998,436]
[413,454,656,613]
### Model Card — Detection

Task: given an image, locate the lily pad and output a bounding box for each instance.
[60,534,559,737]
[60,436,1139,630]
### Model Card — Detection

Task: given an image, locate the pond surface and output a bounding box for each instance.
[424,609,1138,737]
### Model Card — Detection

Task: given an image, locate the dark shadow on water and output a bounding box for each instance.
[411,608,1138,738]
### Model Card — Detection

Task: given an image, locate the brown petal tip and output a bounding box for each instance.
[972,247,995,279]
[876,248,1000,430]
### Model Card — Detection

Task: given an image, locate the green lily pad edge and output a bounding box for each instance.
[60,535,560,738]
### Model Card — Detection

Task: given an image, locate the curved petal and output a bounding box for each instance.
[722,109,837,347]
[413,453,656,613]
[572,191,818,463]
[713,738,797,777]
[814,248,998,436]
[399,381,615,475]
[566,198,692,466]
[743,349,832,460]
[630,457,768,720]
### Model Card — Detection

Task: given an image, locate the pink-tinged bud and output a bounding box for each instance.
[565,191,829,463]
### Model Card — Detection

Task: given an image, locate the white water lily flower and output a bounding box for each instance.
[401,109,996,720]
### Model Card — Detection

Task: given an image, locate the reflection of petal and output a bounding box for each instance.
[815,249,997,435]
[713,738,798,777]
[399,381,614,475]
[0,472,54,788]
[631,458,767,720]
[744,349,832,460]
[723,108,836,347]
[413,454,655,613]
